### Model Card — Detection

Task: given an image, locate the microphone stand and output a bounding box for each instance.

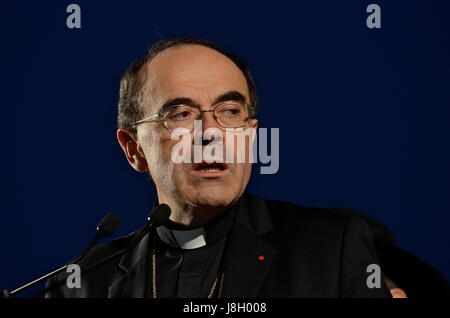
[32,204,170,298]
[1,213,120,298]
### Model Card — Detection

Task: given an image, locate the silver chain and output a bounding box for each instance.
[151,235,219,298]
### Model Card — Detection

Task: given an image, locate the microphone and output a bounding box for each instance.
[69,213,120,265]
[97,213,121,236]
[79,204,171,272]
[149,203,171,227]
[1,213,121,298]
[40,204,171,297]
[129,203,171,246]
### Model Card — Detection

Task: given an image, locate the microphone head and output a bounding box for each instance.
[97,213,120,237]
[149,204,171,227]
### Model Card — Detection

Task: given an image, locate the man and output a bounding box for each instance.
[46,38,390,298]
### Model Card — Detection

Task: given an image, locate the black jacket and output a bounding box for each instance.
[46,193,391,298]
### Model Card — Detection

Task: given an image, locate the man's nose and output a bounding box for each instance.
[199,110,220,131]
[195,110,222,146]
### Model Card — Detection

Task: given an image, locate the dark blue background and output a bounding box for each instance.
[2,1,449,295]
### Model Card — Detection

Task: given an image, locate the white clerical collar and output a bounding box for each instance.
[156,225,207,250]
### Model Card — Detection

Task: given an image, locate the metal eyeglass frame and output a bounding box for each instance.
[131,101,256,132]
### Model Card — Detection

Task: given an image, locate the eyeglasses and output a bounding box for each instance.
[131,101,256,133]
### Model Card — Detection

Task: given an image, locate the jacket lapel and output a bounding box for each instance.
[218,193,278,297]
[107,231,152,298]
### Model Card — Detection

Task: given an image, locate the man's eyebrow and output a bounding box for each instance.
[158,97,196,114]
[158,90,247,114]
[213,90,247,104]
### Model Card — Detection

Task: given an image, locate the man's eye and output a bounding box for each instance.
[227,108,240,115]
[169,110,194,121]
[219,107,242,117]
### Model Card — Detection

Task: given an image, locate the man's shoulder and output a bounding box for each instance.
[247,192,355,230]
[245,192,374,247]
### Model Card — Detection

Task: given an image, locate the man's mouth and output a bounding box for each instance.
[193,162,228,172]
[190,162,230,179]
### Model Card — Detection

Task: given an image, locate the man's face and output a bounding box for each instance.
[134,45,257,209]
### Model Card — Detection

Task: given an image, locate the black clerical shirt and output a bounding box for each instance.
[153,203,238,298]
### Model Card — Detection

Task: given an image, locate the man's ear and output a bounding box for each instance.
[117,129,148,173]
